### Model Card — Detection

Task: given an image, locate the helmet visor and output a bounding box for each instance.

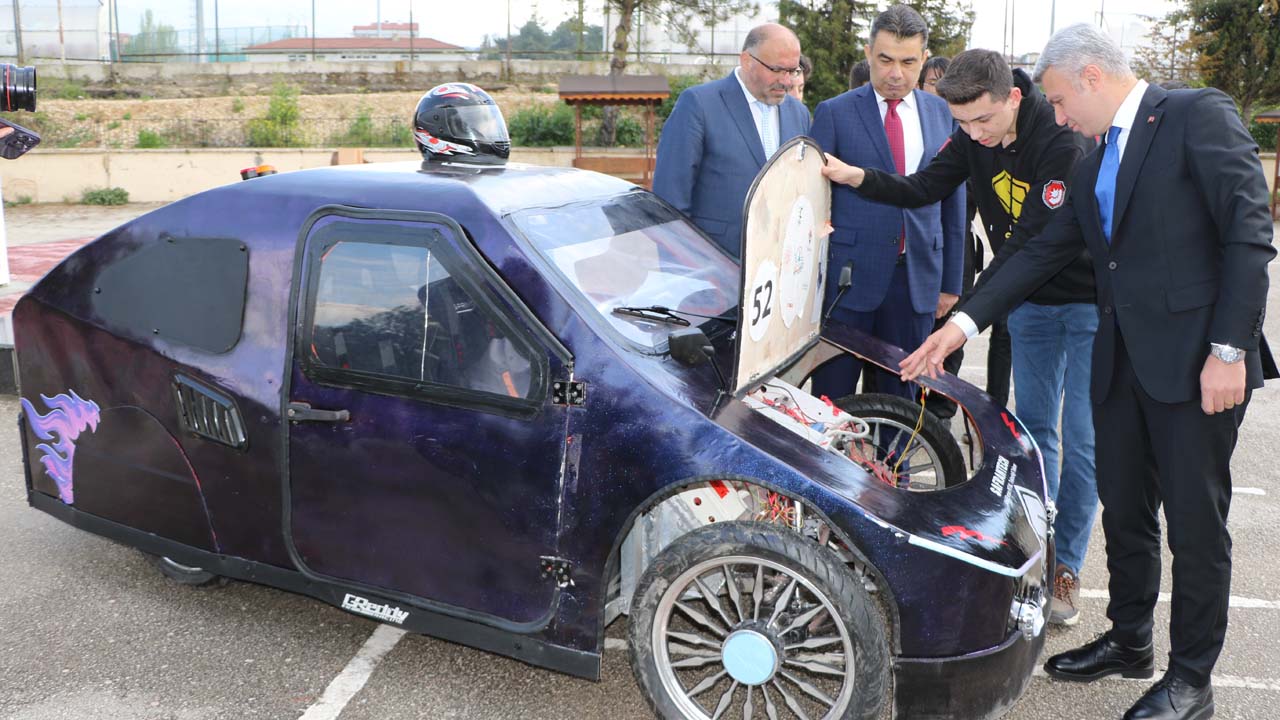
[447,105,509,143]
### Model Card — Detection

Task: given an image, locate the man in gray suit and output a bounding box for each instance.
[653,23,811,257]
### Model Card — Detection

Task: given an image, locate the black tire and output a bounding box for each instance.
[835,392,966,491]
[629,521,889,720]
[146,553,228,588]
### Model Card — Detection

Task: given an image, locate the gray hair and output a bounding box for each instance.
[1032,23,1132,83]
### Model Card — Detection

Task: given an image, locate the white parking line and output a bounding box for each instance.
[1033,667,1280,690]
[605,637,627,651]
[1078,589,1280,610]
[299,624,407,720]
[1233,487,1266,496]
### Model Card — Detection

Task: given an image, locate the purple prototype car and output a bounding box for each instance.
[14,137,1051,719]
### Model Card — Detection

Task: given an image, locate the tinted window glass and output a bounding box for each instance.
[308,239,534,398]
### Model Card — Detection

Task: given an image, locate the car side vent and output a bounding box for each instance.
[173,374,248,450]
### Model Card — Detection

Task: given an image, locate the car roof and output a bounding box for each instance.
[224,160,640,221]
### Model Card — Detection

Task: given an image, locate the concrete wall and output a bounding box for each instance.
[1,147,1274,206]
[0,146,654,204]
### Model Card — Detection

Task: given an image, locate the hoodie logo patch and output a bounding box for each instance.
[1042,180,1066,209]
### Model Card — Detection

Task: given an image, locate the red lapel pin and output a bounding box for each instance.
[1147,115,1155,123]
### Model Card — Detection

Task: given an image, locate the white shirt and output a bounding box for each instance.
[1109,79,1150,159]
[952,80,1152,340]
[872,87,925,173]
[735,67,780,156]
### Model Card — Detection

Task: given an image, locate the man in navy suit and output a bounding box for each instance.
[809,4,965,401]
[653,23,811,258]
[902,24,1276,720]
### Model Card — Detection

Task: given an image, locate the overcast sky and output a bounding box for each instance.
[113,1,1179,57]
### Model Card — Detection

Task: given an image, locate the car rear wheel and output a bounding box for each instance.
[146,553,227,587]
[835,393,966,491]
[629,521,889,720]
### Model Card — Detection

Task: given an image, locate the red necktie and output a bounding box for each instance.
[885,98,906,253]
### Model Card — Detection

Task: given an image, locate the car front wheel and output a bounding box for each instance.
[629,521,889,720]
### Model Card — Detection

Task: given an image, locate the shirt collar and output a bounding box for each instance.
[1110,79,1149,135]
[873,86,916,111]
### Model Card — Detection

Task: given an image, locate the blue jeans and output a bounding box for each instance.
[1007,301,1099,574]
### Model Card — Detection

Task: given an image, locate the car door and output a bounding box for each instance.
[286,208,572,628]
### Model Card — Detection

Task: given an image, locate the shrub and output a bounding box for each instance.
[247,82,303,147]
[135,129,167,148]
[81,187,129,206]
[507,103,577,146]
[1250,116,1278,152]
[614,115,646,147]
[231,97,245,114]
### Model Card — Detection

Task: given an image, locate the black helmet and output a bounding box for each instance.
[413,83,510,166]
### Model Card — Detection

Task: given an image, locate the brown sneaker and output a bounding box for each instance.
[1049,564,1081,626]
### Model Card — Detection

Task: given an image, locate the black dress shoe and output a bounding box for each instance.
[1044,632,1155,682]
[1123,673,1214,720]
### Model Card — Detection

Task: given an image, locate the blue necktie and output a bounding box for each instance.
[1095,125,1121,243]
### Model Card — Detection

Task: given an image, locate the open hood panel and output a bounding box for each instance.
[732,137,832,395]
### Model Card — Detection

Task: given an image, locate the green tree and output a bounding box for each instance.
[550,18,605,57]
[899,0,975,58]
[123,10,179,60]
[599,0,758,145]
[1132,9,1199,86]
[781,0,876,110]
[1182,0,1280,121]
[782,1,974,110]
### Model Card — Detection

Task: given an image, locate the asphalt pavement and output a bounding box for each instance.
[1,207,1278,719]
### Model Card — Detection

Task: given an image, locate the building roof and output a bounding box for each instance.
[245,37,463,52]
[353,22,418,32]
[558,75,670,105]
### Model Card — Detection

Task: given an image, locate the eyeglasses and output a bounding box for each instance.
[747,52,803,78]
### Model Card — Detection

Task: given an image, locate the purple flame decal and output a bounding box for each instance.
[20,390,101,504]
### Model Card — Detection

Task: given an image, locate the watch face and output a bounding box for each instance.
[1213,345,1243,363]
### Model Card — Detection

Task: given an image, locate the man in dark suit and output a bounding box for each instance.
[653,23,811,258]
[809,4,965,401]
[901,24,1276,720]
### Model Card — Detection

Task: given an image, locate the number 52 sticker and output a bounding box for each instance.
[748,259,778,343]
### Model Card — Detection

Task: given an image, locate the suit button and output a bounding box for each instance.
[1103,306,1113,314]
[1108,261,1117,270]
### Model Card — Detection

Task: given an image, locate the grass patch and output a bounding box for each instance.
[80,187,130,206]
[135,129,167,148]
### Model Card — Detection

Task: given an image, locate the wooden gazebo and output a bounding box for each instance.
[1257,108,1280,220]
[558,75,670,188]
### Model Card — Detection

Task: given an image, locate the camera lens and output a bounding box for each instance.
[1,64,36,112]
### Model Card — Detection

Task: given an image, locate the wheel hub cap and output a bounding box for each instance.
[721,629,779,685]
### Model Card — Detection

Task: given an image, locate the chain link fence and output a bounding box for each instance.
[25,115,414,149]
[0,1,767,65]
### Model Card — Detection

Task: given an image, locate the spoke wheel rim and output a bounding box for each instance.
[652,555,856,719]
[859,415,945,491]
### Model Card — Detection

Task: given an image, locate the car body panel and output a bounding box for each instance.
[14,159,1050,718]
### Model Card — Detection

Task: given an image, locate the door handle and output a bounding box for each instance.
[287,401,350,423]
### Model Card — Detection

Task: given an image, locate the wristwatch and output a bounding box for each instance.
[1209,343,1246,364]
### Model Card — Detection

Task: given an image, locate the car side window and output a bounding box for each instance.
[307,238,535,399]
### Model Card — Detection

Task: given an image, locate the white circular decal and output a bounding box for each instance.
[748,259,779,343]
[779,196,815,327]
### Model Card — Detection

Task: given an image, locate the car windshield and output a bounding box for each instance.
[512,192,739,348]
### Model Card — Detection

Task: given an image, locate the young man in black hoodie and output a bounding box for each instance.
[823,49,1097,626]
